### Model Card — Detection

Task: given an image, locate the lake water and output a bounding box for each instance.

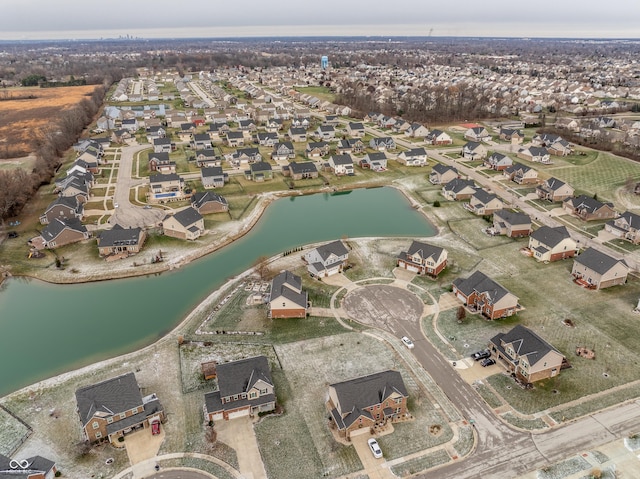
[0,187,436,397]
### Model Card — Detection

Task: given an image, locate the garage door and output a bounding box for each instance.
[457,293,466,303]
[228,408,250,420]
[406,265,420,273]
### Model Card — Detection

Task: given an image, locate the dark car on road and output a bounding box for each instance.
[471,350,491,361]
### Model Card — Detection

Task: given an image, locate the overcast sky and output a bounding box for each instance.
[2,0,640,40]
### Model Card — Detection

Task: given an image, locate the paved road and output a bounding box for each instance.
[109,143,167,229]
[146,470,212,479]
[386,302,640,479]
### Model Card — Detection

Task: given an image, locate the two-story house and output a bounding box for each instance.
[465,189,504,216]
[503,163,538,185]
[425,129,453,145]
[572,248,629,290]
[327,370,409,439]
[97,225,146,258]
[442,178,477,201]
[39,196,84,225]
[452,271,519,320]
[492,209,531,237]
[204,356,276,421]
[563,195,617,221]
[489,325,565,384]
[605,210,640,244]
[328,154,355,176]
[269,270,308,318]
[75,372,164,444]
[536,177,574,202]
[397,147,427,166]
[429,164,458,185]
[191,191,229,215]
[462,141,488,160]
[396,240,447,277]
[484,152,513,171]
[528,225,577,262]
[304,240,349,278]
[162,207,204,240]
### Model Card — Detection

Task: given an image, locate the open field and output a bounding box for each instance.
[0,85,99,159]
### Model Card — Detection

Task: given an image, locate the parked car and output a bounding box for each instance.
[151,420,160,435]
[367,438,383,459]
[114,202,119,208]
[481,357,496,367]
[401,336,414,349]
[471,350,491,361]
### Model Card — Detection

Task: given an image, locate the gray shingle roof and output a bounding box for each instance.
[201,166,223,178]
[169,207,203,228]
[443,178,476,193]
[75,372,142,426]
[574,247,628,275]
[216,356,273,398]
[530,225,571,247]
[99,224,143,247]
[0,454,56,477]
[452,270,514,304]
[271,270,307,308]
[405,241,444,262]
[472,188,499,204]
[490,325,561,368]
[250,161,272,173]
[41,218,87,242]
[316,240,349,260]
[288,161,318,175]
[431,163,457,175]
[191,191,228,209]
[493,209,531,225]
[332,154,353,166]
[330,370,408,419]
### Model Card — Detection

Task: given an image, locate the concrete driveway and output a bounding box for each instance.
[215,416,267,479]
[351,435,395,479]
[125,426,165,465]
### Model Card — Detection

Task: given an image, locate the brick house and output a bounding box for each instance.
[327,370,409,440]
[191,191,229,215]
[528,225,577,262]
[75,372,164,444]
[396,240,447,277]
[605,210,640,244]
[204,356,276,421]
[283,161,319,180]
[97,225,146,257]
[562,195,617,221]
[452,271,519,320]
[39,196,84,225]
[429,164,458,185]
[489,325,565,384]
[536,177,574,202]
[269,270,308,318]
[30,218,89,250]
[491,209,532,237]
[162,207,204,240]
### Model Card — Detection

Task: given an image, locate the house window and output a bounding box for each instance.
[119,413,126,419]
[107,417,113,424]
[131,407,138,414]
[95,432,102,439]
[250,392,257,399]
[395,398,403,404]
[260,388,267,395]
[92,422,99,429]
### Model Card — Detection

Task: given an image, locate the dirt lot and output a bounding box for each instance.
[0,85,99,158]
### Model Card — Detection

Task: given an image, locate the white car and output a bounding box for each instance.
[114,202,119,208]
[367,438,383,459]
[401,336,414,349]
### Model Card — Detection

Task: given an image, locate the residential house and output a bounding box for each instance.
[397,148,428,166]
[226,131,245,147]
[327,370,409,439]
[464,126,491,142]
[462,141,488,160]
[283,161,319,180]
[75,372,164,444]
[97,225,146,257]
[304,240,349,278]
[191,191,229,215]
[149,173,184,202]
[491,210,532,237]
[265,118,283,132]
[194,149,221,168]
[56,173,92,204]
[162,207,204,240]
[269,270,308,318]
[328,154,355,176]
[192,133,212,150]
[536,177,574,202]
[204,356,276,421]
[499,127,524,144]
[288,127,308,143]
[229,148,262,167]
[39,196,83,225]
[337,139,365,155]
[466,189,504,216]
[369,137,396,151]
[377,116,396,129]
[528,225,577,262]
[484,152,513,171]
[121,118,139,132]
[248,161,273,181]
[238,119,257,137]
[148,152,176,174]
[347,122,365,138]
[532,133,573,156]
[324,115,339,126]
[111,129,132,144]
[360,152,387,171]
[305,141,330,158]
[271,141,296,161]
[562,195,617,221]
[517,146,551,164]
[178,123,196,141]
[30,218,89,250]
[605,210,640,244]
[257,132,280,147]
[153,138,173,153]
[0,453,57,479]
[425,129,453,145]
[503,163,538,184]
[572,248,629,290]
[488,325,565,384]
[396,240,447,277]
[201,166,228,189]
[442,178,477,201]
[405,123,429,138]
[315,125,336,140]
[429,164,458,185]
[452,270,519,320]
[208,123,229,142]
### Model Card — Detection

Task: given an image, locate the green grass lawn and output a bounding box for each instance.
[294,86,336,103]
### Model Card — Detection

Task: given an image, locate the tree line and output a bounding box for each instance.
[0,84,107,224]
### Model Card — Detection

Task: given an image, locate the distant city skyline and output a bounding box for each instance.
[1,1,640,41]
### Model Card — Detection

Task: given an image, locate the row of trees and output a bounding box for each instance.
[0,84,107,224]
